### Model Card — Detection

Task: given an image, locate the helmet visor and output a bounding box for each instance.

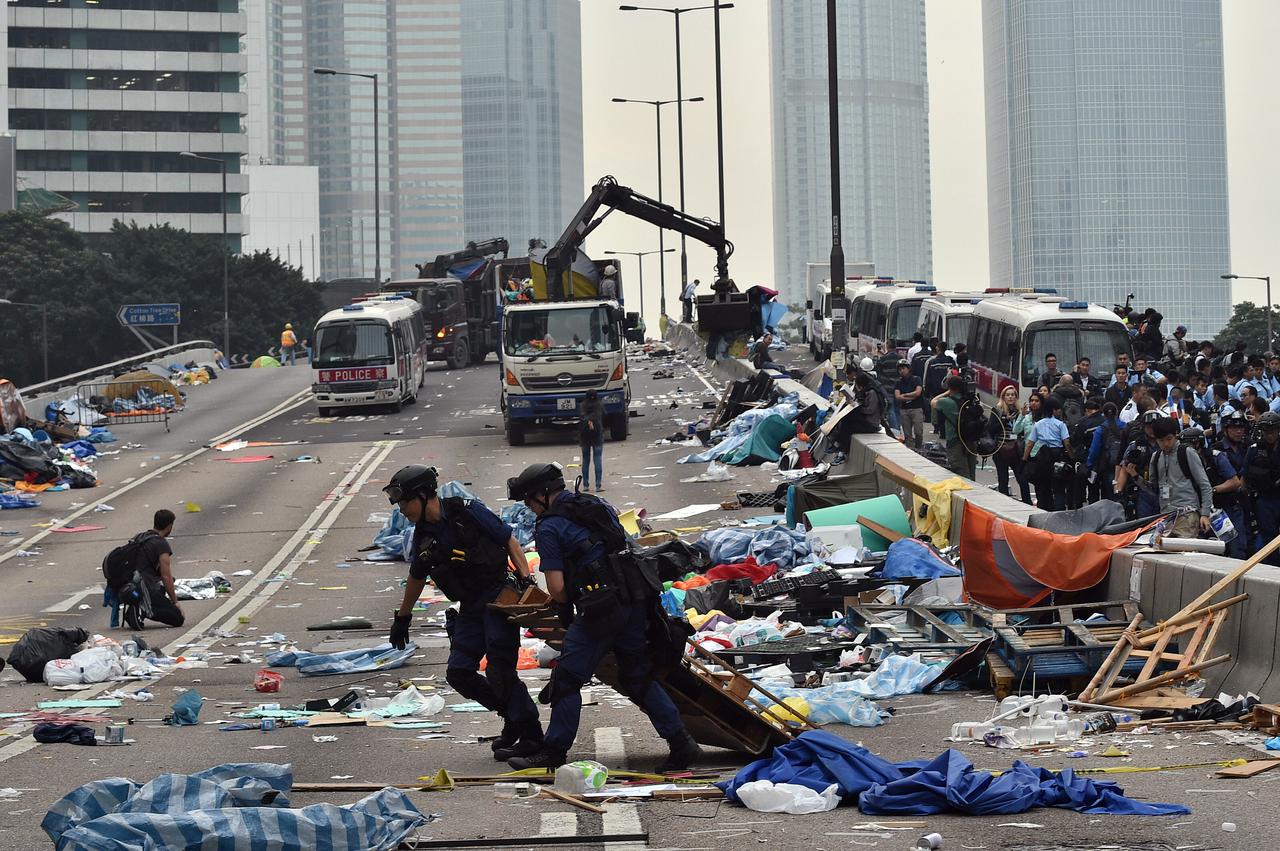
[383,483,406,505]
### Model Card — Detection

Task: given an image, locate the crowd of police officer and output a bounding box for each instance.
[874,315,1280,563]
[382,462,703,772]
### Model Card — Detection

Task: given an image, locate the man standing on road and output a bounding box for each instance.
[280,323,298,366]
[1148,417,1213,539]
[119,509,184,631]
[681,279,699,323]
[895,359,924,449]
[384,465,544,761]
[931,376,977,480]
[505,462,702,773]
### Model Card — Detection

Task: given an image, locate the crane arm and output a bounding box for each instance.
[417,237,510,279]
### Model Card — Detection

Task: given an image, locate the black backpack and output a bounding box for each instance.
[540,492,628,554]
[101,531,157,592]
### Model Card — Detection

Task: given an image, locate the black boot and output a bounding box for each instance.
[490,719,519,754]
[507,745,566,771]
[494,719,544,761]
[657,731,703,774]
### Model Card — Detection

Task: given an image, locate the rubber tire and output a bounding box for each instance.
[609,411,629,442]
[447,337,469,370]
[317,407,332,417]
[506,413,526,446]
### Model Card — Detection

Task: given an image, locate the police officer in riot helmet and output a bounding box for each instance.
[505,462,702,772]
[1244,412,1280,564]
[383,465,543,760]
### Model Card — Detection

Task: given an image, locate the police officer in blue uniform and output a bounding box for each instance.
[384,465,543,760]
[1213,413,1251,558]
[1244,413,1280,564]
[504,462,702,772]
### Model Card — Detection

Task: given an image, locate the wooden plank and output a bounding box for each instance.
[873,457,931,499]
[1079,613,1142,702]
[541,787,607,814]
[1216,760,1280,779]
[1136,625,1177,682]
[1096,654,1231,703]
[855,514,906,544]
[1112,694,1209,710]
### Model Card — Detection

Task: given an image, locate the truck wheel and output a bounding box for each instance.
[317,407,332,417]
[609,412,629,442]
[447,338,469,370]
[505,413,526,446]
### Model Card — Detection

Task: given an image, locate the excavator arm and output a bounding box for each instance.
[543,176,732,300]
[417,237,510,279]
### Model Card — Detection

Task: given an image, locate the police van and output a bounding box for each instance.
[851,281,934,356]
[808,277,881,361]
[966,295,1132,405]
[311,294,427,415]
[916,292,984,351]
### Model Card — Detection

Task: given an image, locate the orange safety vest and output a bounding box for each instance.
[281,329,297,348]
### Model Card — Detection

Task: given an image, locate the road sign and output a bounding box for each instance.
[118,303,180,327]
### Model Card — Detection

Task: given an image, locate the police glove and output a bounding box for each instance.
[389,612,412,650]
[556,602,575,629]
[515,573,537,593]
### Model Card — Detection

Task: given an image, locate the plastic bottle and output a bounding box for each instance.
[1209,508,1238,542]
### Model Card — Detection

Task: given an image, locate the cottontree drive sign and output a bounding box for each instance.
[117,303,181,327]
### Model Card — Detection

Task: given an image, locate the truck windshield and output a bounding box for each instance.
[313,320,394,367]
[421,285,454,312]
[505,306,620,356]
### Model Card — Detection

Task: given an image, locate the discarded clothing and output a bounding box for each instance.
[706,555,777,585]
[0,492,39,509]
[41,763,431,851]
[911,475,970,548]
[678,395,801,464]
[874,538,961,581]
[372,507,414,558]
[267,642,417,677]
[697,525,812,571]
[168,690,203,726]
[762,654,942,705]
[174,572,231,601]
[500,503,537,546]
[719,730,1190,817]
[33,722,97,746]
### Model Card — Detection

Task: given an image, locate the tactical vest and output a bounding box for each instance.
[418,497,508,601]
[537,492,659,607]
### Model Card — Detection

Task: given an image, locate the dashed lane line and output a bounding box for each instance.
[0,386,314,564]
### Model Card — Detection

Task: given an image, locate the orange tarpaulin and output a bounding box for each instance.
[960,503,1145,609]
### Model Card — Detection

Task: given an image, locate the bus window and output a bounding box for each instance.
[948,315,973,349]
[887,302,923,347]
[919,310,939,340]
[1077,324,1130,377]
[849,297,864,333]
[315,320,394,367]
[1023,324,1076,387]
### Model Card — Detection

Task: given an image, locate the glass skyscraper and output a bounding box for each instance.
[251,0,581,282]
[769,0,933,308]
[983,0,1231,335]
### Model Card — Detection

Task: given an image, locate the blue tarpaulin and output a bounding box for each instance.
[719,731,1190,817]
[42,763,431,851]
[696,525,813,571]
[874,538,962,581]
[267,642,417,677]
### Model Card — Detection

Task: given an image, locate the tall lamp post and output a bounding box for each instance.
[0,298,47,382]
[179,151,230,359]
[1222,273,1273,352]
[618,3,734,296]
[611,95,703,318]
[604,248,674,327]
[314,67,382,283]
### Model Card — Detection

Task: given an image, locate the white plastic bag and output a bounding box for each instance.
[44,647,124,685]
[736,780,841,814]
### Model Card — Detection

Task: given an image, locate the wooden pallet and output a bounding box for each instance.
[490,595,807,755]
[984,600,1157,683]
[842,604,991,662]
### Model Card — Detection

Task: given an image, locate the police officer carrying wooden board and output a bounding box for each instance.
[504,462,702,772]
[383,465,544,760]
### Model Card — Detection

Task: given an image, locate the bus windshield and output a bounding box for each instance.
[313,320,394,368]
[1023,322,1129,386]
[887,302,923,346]
[505,306,620,356]
[947,315,973,348]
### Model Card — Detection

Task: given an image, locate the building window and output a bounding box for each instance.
[9,28,234,54]
[10,110,236,133]
[9,0,233,10]
[69,192,241,214]
[17,150,234,174]
[10,69,234,93]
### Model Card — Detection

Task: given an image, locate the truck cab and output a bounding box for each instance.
[500,298,630,446]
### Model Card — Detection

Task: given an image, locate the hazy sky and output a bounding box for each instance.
[580,0,1280,326]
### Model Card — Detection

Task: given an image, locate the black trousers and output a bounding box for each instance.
[144,584,185,627]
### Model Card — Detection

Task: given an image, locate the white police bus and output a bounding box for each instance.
[966,295,1132,405]
[916,291,985,350]
[311,294,427,416]
[851,281,934,356]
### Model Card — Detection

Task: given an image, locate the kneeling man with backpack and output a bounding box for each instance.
[102,509,184,630]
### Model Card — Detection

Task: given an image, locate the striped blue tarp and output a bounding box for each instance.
[42,763,431,851]
[266,642,417,677]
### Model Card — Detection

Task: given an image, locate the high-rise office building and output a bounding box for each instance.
[6,0,247,247]
[769,0,933,307]
[983,0,1231,334]
[248,0,581,283]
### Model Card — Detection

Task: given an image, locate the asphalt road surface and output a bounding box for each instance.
[0,347,1270,850]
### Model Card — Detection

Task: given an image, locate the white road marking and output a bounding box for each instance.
[539,812,579,837]
[601,803,645,850]
[594,725,627,767]
[1,386,314,562]
[0,438,393,766]
[42,586,100,613]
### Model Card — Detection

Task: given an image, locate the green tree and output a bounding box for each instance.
[0,215,326,387]
[1213,301,1276,355]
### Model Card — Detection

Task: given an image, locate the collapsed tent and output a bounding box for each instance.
[785,471,885,528]
[102,370,183,405]
[0,379,29,433]
[721,414,796,466]
[959,503,1146,609]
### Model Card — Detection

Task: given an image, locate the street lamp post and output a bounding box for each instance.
[0,298,47,382]
[825,0,846,355]
[179,151,229,359]
[618,4,735,298]
[604,248,674,327]
[1222,273,1274,352]
[314,67,382,284]
[611,95,703,318]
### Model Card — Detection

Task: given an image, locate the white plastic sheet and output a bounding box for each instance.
[736,780,841,814]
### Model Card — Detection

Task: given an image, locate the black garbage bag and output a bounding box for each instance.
[682,579,743,619]
[0,440,59,484]
[8,626,89,683]
[636,539,710,583]
[33,722,97,746]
